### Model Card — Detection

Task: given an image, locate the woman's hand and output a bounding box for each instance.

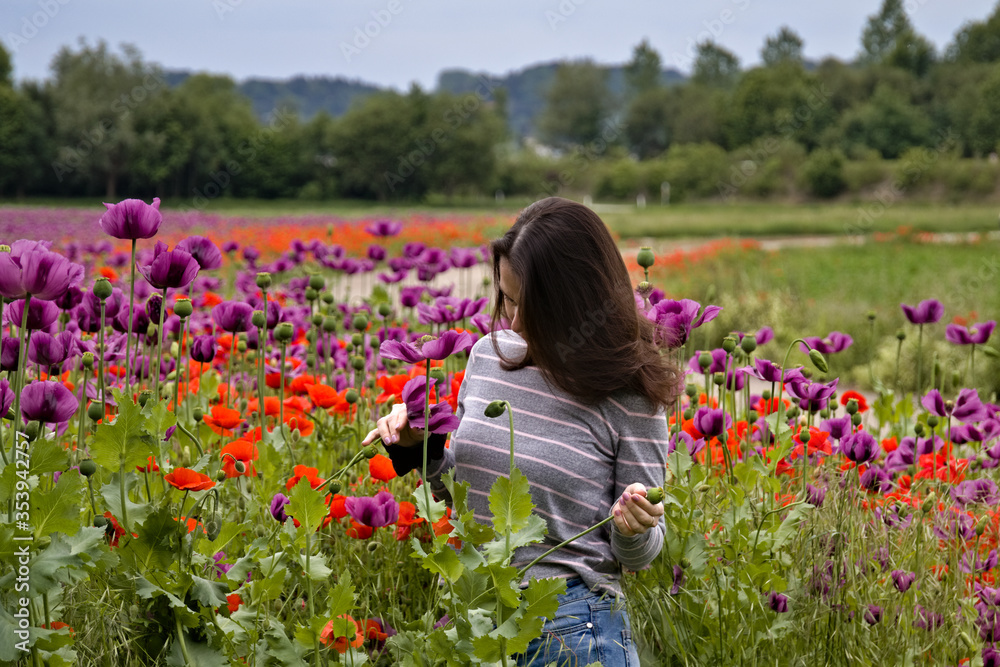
[361,403,424,448]
[612,483,664,537]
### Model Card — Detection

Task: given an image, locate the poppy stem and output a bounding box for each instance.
[98,300,106,403]
[916,323,924,394]
[76,373,88,458]
[421,362,432,522]
[153,287,166,404]
[125,239,137,398]
[173,315,186,413]
[9,294,31,455]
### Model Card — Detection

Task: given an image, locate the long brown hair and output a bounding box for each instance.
[490,197,681,410]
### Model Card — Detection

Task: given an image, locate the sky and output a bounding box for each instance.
[2,0,997,89]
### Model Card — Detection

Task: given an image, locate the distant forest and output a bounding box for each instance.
[3,0,1000,203]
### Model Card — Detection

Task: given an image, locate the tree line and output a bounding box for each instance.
[3,0,1000,203]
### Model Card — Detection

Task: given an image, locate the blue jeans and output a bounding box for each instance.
[517,578,638,667]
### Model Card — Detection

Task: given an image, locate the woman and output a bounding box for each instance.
[364,197,680,666]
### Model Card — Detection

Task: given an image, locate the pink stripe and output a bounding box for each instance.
[461,415,612,465]
[465,394,610,443]
[620,436,672,444]
[607,397,662,419]
[615,459,668,468]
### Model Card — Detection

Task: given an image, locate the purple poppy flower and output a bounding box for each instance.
[0,246,84,302]
[450,247,479,269]
[669,431,706,458]
[1,338,18,372]
[744,358,784,383]
[113,306,150,339]
[646,299,722,347]
[177,236,223,271]
[986,645,1000,667]
[145,293,163,325]
[884,445,915,472]
[962,549,998,575]
[688,348,728,375]
[55,285,84,311]
[221,240,239,253]
[767,591,789,613]
[951,424,983,444]
[83,286,125,320]
[0,379,13,417]
[947,320,996,345]
[859,466,892,494]
[27,331,74,368]
[213,551,233,578]
[864,605,882,625]
[366,244,387,262]
[190,335,217,364]
[693,407,732,439]
[901,299,944,325]
[381,330,474,363]
[100,197,163,240]
[345,490,399,528]
[270,493,291,522]
[913,605,943,631]
[138,241,200,290]
[922,388,989,423]
[212,301,253,333]
[20,380,78,424]
[935,511,976,541]
[401,376,460,433]
[841,431,880,464]
[6,299,60,331]
[891,569,915,593]
[820,415,852,441]
[399,286,425,308]
[787,377,839,413]
[952,479,1000,507]
[800,332,853,355]
[365,220,403,237]
[806,484,826,507]
[669,564,684,595]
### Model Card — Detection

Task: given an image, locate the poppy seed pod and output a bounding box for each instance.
[846,399,859,415]
[808,349,829,373]
[304,287,318,302]
[747,409,758,422]
[927,415,939,429]
[636,247,655,269]
[914,422,925,436]
[193,407,203,422]
[352,315,369,331]
[321,292,334,305]
[236,340,247,353]
[329,480,342,494]
[646,487,664,504]
[484,400,507,418]
[174,298,193,319]
[683,408,693,420]
[345,389,359,404]
[274,322,294,343]
[685,384,697,397]
[311,313,323,327]
[322,316,337,333]
[351,356,365,371]
[722,336,737,354]
[79,459,97,477]
[87,402,104,421]
[740,334,757,354]
[93,277,114,300]
[308,274,325,291]
[800,430,811,444]
[429,367,446,383]
[251,310,266,329]
[378,303,392,318]
[851,413,862,426]
[351,333,364,347]
[93,516,109,529]
[895,329,906,341]
[698,352,712,370]
[867,311,877,321]
[82,352,94,369]
[255,272,272,290]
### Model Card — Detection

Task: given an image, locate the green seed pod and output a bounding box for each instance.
[321,292,334,305]
[345,389,359,404]
[216,470,227,482]
[351,356,365,371]
[684,384,698,398]
[866,310,877,322]
[747,409,759,423]
[914,422,925,436]
[145,323,158,339]
[79,459,97,478]
[895,329,906,341]
[173,298,193,319]
[740,334,757,354]
[484,400,507,418]
[799,429,811,444]
[819,408,830,419]
[251,310,266,329]
[352,315,369,331]
[311,313,323,327]
[369,337,380,350]
[721,336,737,354]
[761,389,771,400]
[255,272,272,290]
[845,399,859,415]
[698,352,712,370]
[193,407,204,422]
[712,373,724,386]
[683,408,694,420]
[87,402,104,421]
[636,247,655,269]
[305,330,317,344]
[363,445,377,459]
[808,349,829,373]
[93,277,113,300]
[237,340,247,353]
[429,367,447,383]
[646,487,664,504]
[305,287,318,302]
[322,316,337,333]
[329,480,342,495]
[927,415,940,429]
[680,557,692,569]
[378,303,392,318]
[79,352,94,370]
[237,496,247,511]
[351,333,364,347]
[274,322,294,343]
[309,274,325,291]
[851,413,862,426]
[93,516,109,529]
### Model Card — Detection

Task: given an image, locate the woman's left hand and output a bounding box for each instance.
[612,483,664,537]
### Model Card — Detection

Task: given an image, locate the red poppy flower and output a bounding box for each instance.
[136,456,159,473]
[347,520,374,539]
[98,266,119,282]
[220,439,259,478]
[308,383,340,409]
[364,619,388,642]
[840,390,869,413]
[247,396,281,417]
[285,414,314,438]
[290,374,317,394]
[227,594,242,614]
[320,615,364,653]
[286,465,325,490]
[445,370,465,412]
[174,516,205,534]
[103,511,127,547]
[203,405,243,435]
[165,467,216,491]
[42,621,75,634]
[368,454,396,482]
[375,374,410,404]
[328,494,348,519]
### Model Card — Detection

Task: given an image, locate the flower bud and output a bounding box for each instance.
[305,330,317,344]
[329,480,342,494]
[926,415,939,429]
[351,356,365,371]
[851,413,862,426]
[79,459,97,477]
[173,298,193,319]
[309,274,325,291]
[216,470,227,482]
[363,445,377,459]
[977,516,989,536]
[921,492,936,514]
[740,334,757,354]
[81,352,94,369]
[683,408,694,420]
[237,340,247,353]
[193,407,204,422]
[761,389,771,400]
[698,352,712,370]
[484,400,507,418]
[845,399,859,415]
[234,460,246,474]
[712,372,724,386]
[960,631,976,650]
[636,247,655,269]
[24,421,39,442]
[290,428,301,443]
[251,310,266,329]
[722,336,737,354]
[747,409,758,423]
[680,557,691,569]
[866,310,876,321]
[646,487,664,504]
[206,521,221,541]
[255,272,272,290]
[914,422,925,436]
[369,337,380,350]
[378,303,392,318]
[138,391,152,408]
[87,402,104,421]
[274,322,294,343]
[94,516,109,529]
[345,389,359,404]
[352,315,369,331]
[819,408,830,419]
[799,429,811,444]
[808,349,829,373]
[895,329,906,341]
[93,277,113,300]
[367,541,379,553]
[429,367,447,383]
[146,323,158,340]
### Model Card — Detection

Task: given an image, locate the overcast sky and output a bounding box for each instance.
[2,0,997,89]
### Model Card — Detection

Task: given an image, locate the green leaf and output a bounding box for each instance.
[481,561,521,608]
[772,502,812,552]
[482,514,547,563]
[666,448,693,482]
[135,574,188,608]
[419,543,464,582]
[31,469,84,539]
[764,411,793,440]
[190,575,229,608]
[99,472,152,528]
[326,572,355,618]
[489,468,534,535]
[28,437,70,475]
[91,389,154,471]
[142,399,177,443]
[412,486,447,524]
[124,505,180,571]
[286,476,327,534]
[265,619,306,664]
[166,632,229,667]
[521,577,566,620]
[298,551,332,581]
[24,527,106,597]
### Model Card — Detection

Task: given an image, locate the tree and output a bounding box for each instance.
[948,3,1000,63]
[537,60,613,148]
[0,41,12,87]
[725,66,813,148]
[969,68,1000,154]
[860,0,910,62]
[691,42,741,88]
[761,27,805,67]
[837,84,932,158]
[624,40,663,98]
[624,88,674,159]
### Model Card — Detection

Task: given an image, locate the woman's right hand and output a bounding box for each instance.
[361,403,423,448]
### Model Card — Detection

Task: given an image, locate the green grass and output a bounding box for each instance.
[4,198,998,239]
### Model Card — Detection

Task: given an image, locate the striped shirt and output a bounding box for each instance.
[428,330,669,596]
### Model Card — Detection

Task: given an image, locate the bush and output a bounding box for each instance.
[656,143,730,201]
[801,148,846,198]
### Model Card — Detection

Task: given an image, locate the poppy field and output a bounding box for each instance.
[0,200,998,666]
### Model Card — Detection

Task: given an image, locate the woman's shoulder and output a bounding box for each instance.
[603,387,664,420]
[469,329,527,365]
